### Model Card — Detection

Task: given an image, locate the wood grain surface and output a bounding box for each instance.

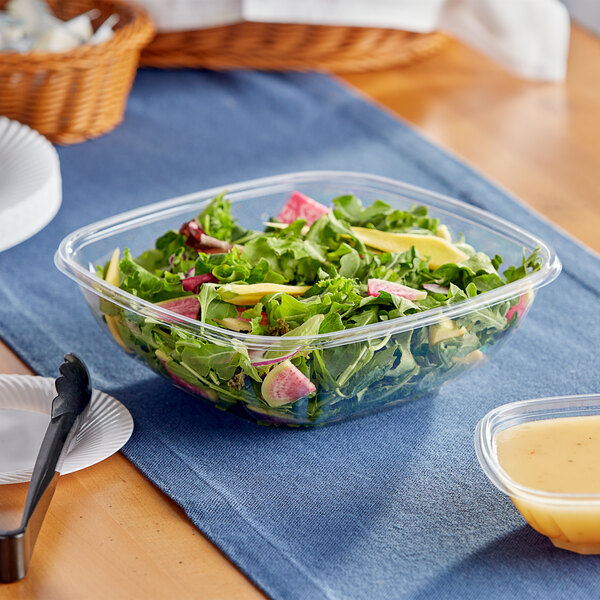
[1,25,598,600]
[342,26,600,253]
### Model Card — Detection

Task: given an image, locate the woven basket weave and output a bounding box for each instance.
[0,0,154,144]
[140,22,447,73]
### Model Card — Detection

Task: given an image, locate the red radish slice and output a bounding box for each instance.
[182,273,218,293]
[506,293,530,322]
[367,279,427,301]
[276,191,329,225]
[157,296,200,320]
[422,283,449,295]
[261,360,316,406]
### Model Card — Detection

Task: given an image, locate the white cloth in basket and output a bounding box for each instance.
[134,0,570,81]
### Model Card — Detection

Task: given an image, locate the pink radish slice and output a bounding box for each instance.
[422,283,449,295]
[506,293,530,321]
[261,360,316,406]
[276,191,329,225]
[367,279,427,301]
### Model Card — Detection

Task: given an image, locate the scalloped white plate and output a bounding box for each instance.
[0,375,133,484]
[0,117,62,252]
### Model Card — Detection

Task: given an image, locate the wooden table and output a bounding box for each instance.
[2,25,599,600]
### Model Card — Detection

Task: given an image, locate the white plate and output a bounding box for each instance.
[0,375,133,484]
[0,117,62,252]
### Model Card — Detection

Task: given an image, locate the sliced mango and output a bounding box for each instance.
[351,227,468,269]
[218,283,311,306]
[104,248,132,353]
[213,317,252,332]
[429,319,468,345]
[105,247,120,287]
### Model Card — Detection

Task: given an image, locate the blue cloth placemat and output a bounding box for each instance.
[1,70,600,600]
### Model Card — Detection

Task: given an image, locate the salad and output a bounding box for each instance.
[98,190,541,426]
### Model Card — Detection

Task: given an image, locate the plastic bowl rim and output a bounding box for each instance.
[54,170,562,351]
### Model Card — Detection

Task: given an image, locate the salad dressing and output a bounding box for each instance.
[496,415,600,554]
[496,416,600,494]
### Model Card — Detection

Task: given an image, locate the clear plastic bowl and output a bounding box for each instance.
[55,171,561,426]
[475,394,600,554]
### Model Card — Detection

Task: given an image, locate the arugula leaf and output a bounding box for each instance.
[333,195,439,233]
[198,284,237,325]
[197,191,247,242]
[504,248,542,283]
[319,312,344,333]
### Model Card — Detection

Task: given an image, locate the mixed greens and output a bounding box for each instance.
[98,191,541,426]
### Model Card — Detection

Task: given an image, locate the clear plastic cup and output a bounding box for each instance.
[475,394,600,554]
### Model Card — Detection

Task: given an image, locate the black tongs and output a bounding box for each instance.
[0,354,92,583]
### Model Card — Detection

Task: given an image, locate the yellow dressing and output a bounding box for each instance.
[496,416,600,554]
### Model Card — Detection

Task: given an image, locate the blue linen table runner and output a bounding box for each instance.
[1,69,599,600]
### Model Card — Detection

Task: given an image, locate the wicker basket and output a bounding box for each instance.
[0,0,154,144]
[140,21,447,73]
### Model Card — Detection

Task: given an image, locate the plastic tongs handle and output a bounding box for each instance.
[0,354,92,583]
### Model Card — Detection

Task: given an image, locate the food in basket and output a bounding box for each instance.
[96,189,542,425]
[0,0,116,52]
